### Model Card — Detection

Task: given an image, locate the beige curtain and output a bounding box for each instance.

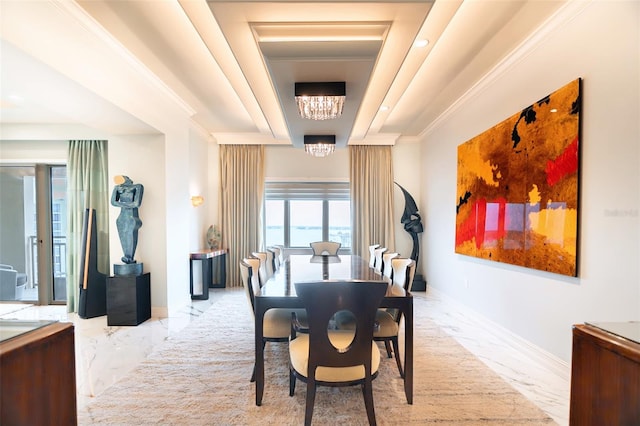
[349,145,395,257]
[67,140,109,313]
[220,145,265,288]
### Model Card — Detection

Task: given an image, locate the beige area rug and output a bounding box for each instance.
[78,289,555,425]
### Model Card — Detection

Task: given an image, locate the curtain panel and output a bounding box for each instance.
[220,145,265,288]
[66,140,109,313]
[349,145,395,258]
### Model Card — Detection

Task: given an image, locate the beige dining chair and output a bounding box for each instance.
[240,258,292,382]
[382,252,399,279]
[289,280,388,426]
[309,241,341,256]
[373,247,387,274]
[374,257,416,378]
[268,246,281,271]
[251,251,274,284]
[368,244,379,268]
[272,244,285,265]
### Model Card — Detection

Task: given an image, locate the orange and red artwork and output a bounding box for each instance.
[455,79,581,276]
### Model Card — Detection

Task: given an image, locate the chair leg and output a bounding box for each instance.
[384,340,393,358]
[391,336,404,378]
[304,380,317,426]
[289,368,296,396]
[362,376,377,426]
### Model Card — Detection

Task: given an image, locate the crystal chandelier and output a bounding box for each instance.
[295,82,346,120]
[304,135,336,157]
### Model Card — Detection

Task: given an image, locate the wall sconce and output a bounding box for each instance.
[191,195,204,207]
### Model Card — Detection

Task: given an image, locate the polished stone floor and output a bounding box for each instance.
[0,287,569,425]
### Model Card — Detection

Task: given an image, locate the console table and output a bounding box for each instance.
[190,249,227,300]
[0,320,77,425]
[570,321,640,425]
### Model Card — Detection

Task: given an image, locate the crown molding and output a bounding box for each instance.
[54,0,196,118]
[421,0,593,139]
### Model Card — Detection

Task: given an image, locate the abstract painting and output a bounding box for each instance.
[455,78,581,276]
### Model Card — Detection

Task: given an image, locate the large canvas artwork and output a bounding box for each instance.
[455,78,581,276]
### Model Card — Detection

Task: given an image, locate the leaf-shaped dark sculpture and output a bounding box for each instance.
[395,182,423,263]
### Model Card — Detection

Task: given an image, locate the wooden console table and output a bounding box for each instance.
[570,322,640,425]
[189,249,227,300]
[0,320,77,425]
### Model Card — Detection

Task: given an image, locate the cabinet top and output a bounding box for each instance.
[585,321,640,344]
[0,319,59,343]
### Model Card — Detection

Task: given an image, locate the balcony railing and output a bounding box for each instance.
[27,235,66,288]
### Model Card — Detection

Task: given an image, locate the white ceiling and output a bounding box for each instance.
[0,0,567,148]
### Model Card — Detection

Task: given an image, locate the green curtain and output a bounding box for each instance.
[219,145,265,288]
[349,145,396,258]
[67,140,109,313]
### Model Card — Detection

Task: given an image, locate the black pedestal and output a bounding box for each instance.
[106,273,151,326]
[412,274,427,291]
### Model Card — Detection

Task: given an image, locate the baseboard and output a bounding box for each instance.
[428,287,570,381]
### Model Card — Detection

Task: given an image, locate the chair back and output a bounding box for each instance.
[268,246,281,271]
[295,280,388,371]
[368,244,379,268]
[240,258,261,314]
[373,247,387,274]
[273,244,285,264]
[251,251,273,283]
[382,252,399,278]
[391,258,416,291]
[310,241,341,256]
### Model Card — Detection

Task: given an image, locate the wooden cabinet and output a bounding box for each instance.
[570,322,640,425]
[0,320,77,425]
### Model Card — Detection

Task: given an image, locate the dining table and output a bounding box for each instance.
[254,254,413,406]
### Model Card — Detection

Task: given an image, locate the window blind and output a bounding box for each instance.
[264,181,349,200]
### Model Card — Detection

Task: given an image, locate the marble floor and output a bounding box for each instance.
[0,287,570,425]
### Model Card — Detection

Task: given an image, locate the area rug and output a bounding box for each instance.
[77,289,555,425]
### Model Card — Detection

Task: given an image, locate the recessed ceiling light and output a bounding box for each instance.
[413,39,429,48]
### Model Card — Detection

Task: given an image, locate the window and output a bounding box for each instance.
[264,182,351,250]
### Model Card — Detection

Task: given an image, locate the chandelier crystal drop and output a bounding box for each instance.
[294,82,346,121]
[296,95,345,120]
[304,135,336,157]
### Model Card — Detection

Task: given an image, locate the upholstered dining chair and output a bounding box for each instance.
[268,246,281,271]
[373,258,416,378]
[273,244,285,265]
[309,241,341,256]
[252,251,274,284]
[368,244,379,268]
[289,280,388,426]
[240,258,292,382]
[373,247,387,274]
[381,252,399,279]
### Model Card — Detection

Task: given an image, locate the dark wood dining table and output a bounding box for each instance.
[254,254,413,406]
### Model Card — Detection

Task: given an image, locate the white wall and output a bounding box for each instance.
[107,134,169,314]
[265,145,349,180]
[420,1,640,362]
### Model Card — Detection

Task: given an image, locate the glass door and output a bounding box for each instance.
[0,165,66,304]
